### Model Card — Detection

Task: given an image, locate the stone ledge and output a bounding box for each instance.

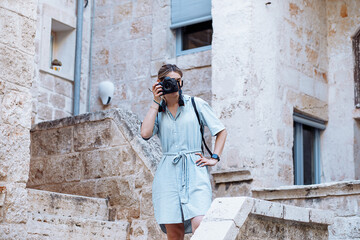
[211,169,252,184]
[252,180,360,200]
[0,186,6,207]
[192,197,333,240]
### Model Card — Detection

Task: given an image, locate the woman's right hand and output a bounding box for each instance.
[152,82,163,103]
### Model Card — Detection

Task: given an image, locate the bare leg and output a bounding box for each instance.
[191,215,204,233]
[165,223,185,240]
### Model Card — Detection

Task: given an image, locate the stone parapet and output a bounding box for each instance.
[252,181,360,240]
[191,197,332,240]
[252,180,360,200]
[28,108,163,239]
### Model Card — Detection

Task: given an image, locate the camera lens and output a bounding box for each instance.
[164,81,171,90]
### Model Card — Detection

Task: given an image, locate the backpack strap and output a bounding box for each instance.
[191,97,213,156]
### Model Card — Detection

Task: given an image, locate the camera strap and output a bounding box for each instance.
[191,97,213,156]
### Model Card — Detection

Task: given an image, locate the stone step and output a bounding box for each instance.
[27,188,109,221]
[27,212,128,240]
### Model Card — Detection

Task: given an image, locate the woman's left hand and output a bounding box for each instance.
[195,153,218,167]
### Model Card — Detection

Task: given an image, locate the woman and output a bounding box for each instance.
[141,64,227,240]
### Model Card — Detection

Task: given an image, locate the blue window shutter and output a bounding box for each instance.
[171,0,212,29]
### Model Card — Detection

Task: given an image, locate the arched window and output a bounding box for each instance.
[353,28,360,108]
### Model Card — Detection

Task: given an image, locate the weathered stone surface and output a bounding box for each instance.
[82,147,136,179]
[204,197,254,228]
[2,183,28,224]
[237,215,328,240]
[211,169,252,184]
[31,127,73,157]
[252,199,284,219]
[27,212,128,239]
[74,119,126,151]
[192,220,237,240]
[283,204,309,223]
[27,189,109,221]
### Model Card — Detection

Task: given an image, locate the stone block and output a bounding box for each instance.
[0,45,34,88]
[113,2,133,24]
[39,74,55,91]
[54,109,69,120]
[211,169,252,184]
[283,204,309,223]
[0,88,32,127]
[135,0,152,18]
[204,197,254,228]
[0,8,20,49]
[252,199,284,219]
[0,223,28,240]
[54,77,73,98]
[27,157,46,187]
[37,103,53,121]
[31,127,73,157]
[74,119,126,152]
[82,146,136,179]
[191,220,238,240]
[50,93,66,109]
[20,17,36,54]
[309,208,334,225]
[94,178,138,208]
[3,183,28,224]
[27,189,109,221]
[130,220,149,239]
[130,16,152,39]
[63,154,82,182]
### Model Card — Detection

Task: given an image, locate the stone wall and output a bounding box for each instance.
[252,180,360,239]
[0,1,37,239]
[322,0,360,182]
[90,0,212,120]
[192,197,332,240]
[27,109,165,239]
[32,0,92,123]
[211,0,359,189]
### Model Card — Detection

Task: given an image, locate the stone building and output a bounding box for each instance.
[1,0,360,239]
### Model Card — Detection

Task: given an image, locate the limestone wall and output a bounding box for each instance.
[0,1,37,239]
[322,0,360,182]
[211,0,359,189]
[27,109,164,239]
[90,0,212,120]
[32,0,92,123]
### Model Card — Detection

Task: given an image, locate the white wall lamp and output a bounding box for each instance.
[98,81,114,105]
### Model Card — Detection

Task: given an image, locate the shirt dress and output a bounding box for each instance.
[150,94,225,234]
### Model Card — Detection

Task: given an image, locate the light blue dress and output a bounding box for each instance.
[150,94,225,234]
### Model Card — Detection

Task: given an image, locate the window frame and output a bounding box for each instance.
[293,113,325,185]
[353,28,360,108]
[175,24,212,56]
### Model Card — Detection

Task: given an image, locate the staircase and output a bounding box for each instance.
[27,189,128,239]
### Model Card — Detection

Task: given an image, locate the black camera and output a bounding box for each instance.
[158,77,179,95]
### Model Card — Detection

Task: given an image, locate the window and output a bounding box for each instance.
[293,112,325,185]
[171,0,212,56]
[39,4,76,81]
[353,28,360,108]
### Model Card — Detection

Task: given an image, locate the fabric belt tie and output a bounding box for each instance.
[163,150,201,204]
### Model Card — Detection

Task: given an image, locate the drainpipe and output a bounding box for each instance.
[87,0,95,112]
[73,0,84,116]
